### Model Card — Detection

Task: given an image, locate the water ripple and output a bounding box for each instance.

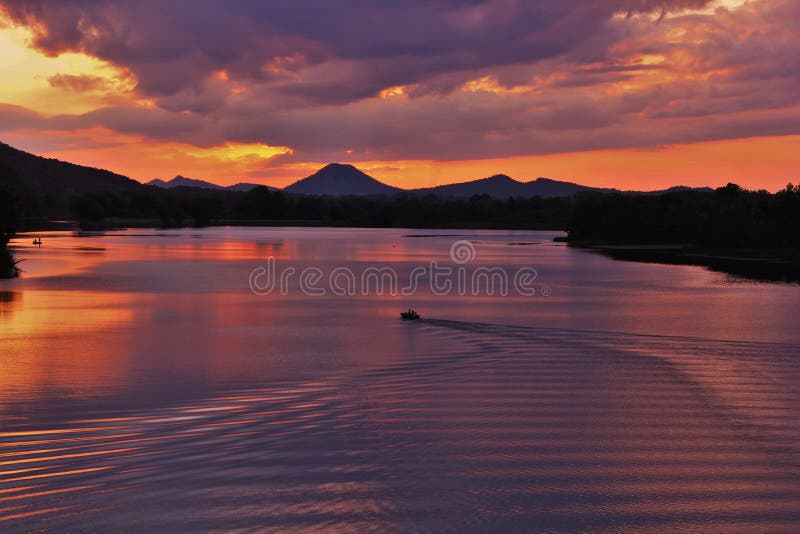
[2,322,800,532]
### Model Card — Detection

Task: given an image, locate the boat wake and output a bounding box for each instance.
[2,320,800,531]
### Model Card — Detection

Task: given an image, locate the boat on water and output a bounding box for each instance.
[401,309,420,320]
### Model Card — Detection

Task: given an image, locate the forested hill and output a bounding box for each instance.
[0,142,140,194]
[0,142,143,217]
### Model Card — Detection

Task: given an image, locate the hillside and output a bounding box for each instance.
[0,142,139,193]
[0,142,143,215]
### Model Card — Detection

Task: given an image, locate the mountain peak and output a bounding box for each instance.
[285,163,399,196]
[321,162,357,171]
[485,174,517,183]
[415,173,525,198]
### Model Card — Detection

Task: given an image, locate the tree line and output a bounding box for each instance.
[3,173,800,278]
[567,183,800,250]
[68,186,574,229]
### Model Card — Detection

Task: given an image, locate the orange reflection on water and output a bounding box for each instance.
[1,466,114,484]
[0,484,101,503]
[0,290,138,412]
[8,230,289,276]
[0,505,76,522]
[0,448,138,467]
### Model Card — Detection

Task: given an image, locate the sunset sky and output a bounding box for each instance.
[0,0,798,190]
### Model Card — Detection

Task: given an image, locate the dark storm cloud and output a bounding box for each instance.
[0,0,711,104]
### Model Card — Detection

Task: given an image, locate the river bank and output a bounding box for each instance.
[565,239,800,283]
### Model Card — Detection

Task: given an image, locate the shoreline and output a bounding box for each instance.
[15,218,570,233]
[566,239,800,283]
[8,222,800,284]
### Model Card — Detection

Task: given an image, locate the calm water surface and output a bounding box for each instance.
[1,227,799,531]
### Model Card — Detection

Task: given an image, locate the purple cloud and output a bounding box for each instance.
[0,0,710,105]
[3,0,800,165]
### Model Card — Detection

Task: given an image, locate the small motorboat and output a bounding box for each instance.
[400,309,420,320]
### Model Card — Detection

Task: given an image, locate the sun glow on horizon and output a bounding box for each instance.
[185,143,293,163]
[354,135,800,193]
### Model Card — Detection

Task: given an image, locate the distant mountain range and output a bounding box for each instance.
[282,165,711,198]
[146,175,265,192]
[1,141,713,205]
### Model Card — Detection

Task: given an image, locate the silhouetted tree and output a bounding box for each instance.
[0,167,22,278]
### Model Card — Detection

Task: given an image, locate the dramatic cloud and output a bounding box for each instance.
[0,0,799,189]
[0,0,711,103]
